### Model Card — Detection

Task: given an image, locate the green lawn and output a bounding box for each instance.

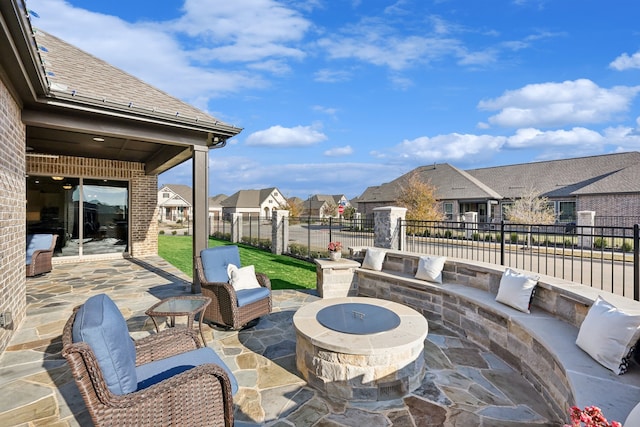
[158,235,317,290]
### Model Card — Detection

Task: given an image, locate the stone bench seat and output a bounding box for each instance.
[353,249,640,424]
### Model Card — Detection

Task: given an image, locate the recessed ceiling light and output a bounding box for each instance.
[93,137,105,142]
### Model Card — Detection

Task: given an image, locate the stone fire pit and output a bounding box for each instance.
[294,297,428,402]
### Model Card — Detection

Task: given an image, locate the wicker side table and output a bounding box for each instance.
[145,296,211,345]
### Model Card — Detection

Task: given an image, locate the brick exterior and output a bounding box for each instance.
[0,78,27,353]
[578,194,640,227]
[27,156,159,257]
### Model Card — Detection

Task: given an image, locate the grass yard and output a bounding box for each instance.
[158,235,317,290]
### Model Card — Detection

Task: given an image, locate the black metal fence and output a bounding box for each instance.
[401,220,639,300]
[287,217,375,259]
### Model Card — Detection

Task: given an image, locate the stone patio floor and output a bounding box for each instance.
[0,256,563,426]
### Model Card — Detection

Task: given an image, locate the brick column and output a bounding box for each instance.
[373,206,407,249]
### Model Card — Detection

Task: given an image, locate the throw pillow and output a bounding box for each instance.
[415,255,446,284]
[495,268,539,313]
[227,264,262,291]
[361,248,386,271]
[576,295,640,375]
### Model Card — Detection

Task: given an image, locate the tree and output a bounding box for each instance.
[281,197,304,218]
[343,205,356,220]
[395,172,444,222]
[323,203,338,218]
[503,189,555,224]
[504,189,555,247]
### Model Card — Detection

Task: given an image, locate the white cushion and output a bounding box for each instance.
[227,264,262,291]
[576,295,640,375]
[415,255,446,284]
[495,268,539,313]
[361,248,386,271]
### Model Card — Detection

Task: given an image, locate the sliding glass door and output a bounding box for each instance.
[27,176,129,257]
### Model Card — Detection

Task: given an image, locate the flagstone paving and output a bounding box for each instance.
[0,256,563,426]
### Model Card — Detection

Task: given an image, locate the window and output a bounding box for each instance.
[163,193,170,198]
[444,202,453,220]
[558,201,576,222]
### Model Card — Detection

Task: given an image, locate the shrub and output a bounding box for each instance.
[594,237,608,249]
[564,238,573,247]
[510,232,518,243]
[444,230,453,239]
[621,241,633,252]
[183,231,189,235]
[159,230,165,235]
[171,230,177,235]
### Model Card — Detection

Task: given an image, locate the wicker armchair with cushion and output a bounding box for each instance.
[26,233,57,276]
[62,293,237,427]
[195,245,272,330]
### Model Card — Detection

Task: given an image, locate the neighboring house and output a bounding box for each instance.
[0,1,241,354]
[357,152,640,226]
[303,194,350,217]
[208,194,228,220]
[158,184,193,222]
[221,188,287,219]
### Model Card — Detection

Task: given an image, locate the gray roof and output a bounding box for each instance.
[221,188,279,208]
[468,152,640,198]
[35,30,234,129]
[208,194,228,207]
[359,163,502,203]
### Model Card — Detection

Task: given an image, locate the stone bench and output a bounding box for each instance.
[351,248,640,424]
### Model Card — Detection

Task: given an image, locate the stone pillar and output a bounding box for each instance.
[463,211,478,239]
[272,209,289,255]
[577,211,595,248]
[230,213,242,243]
[373,206,407,249]
[314,258,361,298]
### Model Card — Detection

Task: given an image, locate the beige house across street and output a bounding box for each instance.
[158,184,193,222]
[221,187,287,219]
[303,194,351,217]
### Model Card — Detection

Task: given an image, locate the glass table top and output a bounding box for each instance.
[148,297,209,314]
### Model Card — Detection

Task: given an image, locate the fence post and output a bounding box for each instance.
[271,210,289,255]
[329,217,333,243]
[230,213,242,243]
[373,206,407,249]
[500,220,505,266]
[634,224,639,301]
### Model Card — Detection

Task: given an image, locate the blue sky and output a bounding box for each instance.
[27,0,640,200]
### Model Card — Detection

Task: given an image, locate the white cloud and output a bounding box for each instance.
[478,79,640,128]
[505,127,603,148]
[395,133,507,162]
[28,0,304,104]
[324,146,353,156]
[172,0,310,62]
[610,51,640,71]
[314,69,352,83]
[312,105,338,116]
[245,125,328,147]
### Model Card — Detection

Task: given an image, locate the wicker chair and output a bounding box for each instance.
[62,295,235,427]
[195,246,272,330]
[26,233,58,276]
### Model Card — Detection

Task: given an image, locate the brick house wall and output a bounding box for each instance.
[27,156,159,257]
[0,79,27,353]
[578,194,640,227]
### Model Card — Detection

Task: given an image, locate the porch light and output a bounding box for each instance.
[62,184,72,190]
[51,176,64,181]
[93,137,104,142]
